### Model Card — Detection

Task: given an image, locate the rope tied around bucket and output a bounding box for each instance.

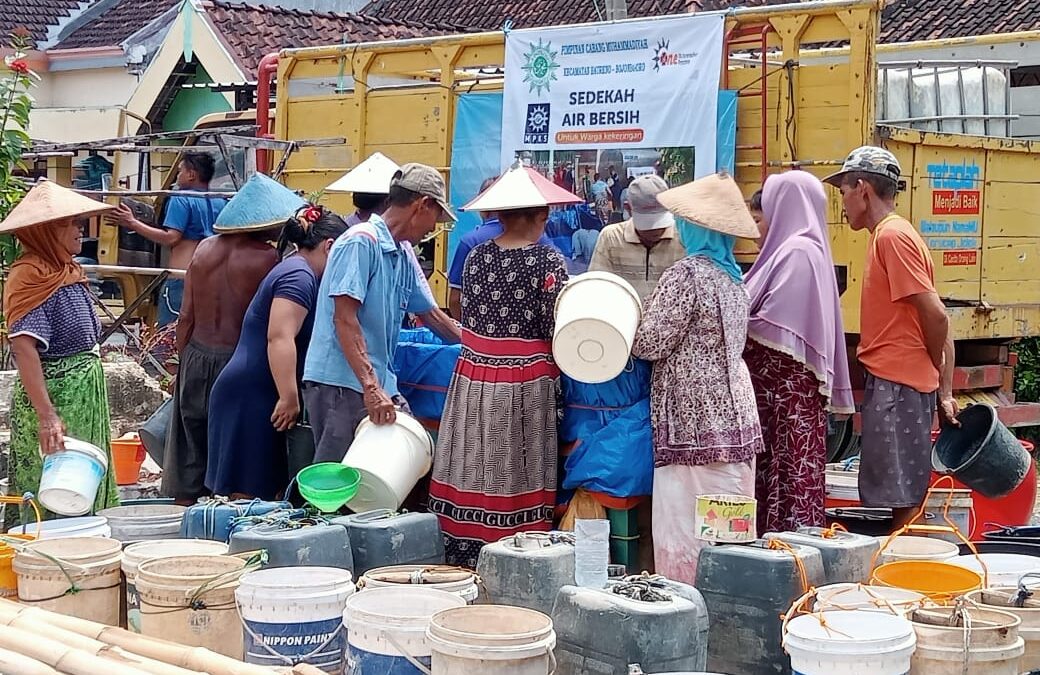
[816,583,911,616]
[1,528,104,601]
[187,550,266,610]
[1012,572,1040,607]
[766,539,812,598]
[610,573,673,603]
[505,531,574,550]
[817,523,848,539]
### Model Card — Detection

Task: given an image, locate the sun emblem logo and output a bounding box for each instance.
[651,39,671,72]
[521,39,559,95]
[527,104,549,132]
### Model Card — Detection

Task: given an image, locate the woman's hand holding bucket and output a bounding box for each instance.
[38,412,66,456]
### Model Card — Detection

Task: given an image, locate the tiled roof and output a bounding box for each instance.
[0,0,86,48]
[358,0,797,31]
[362,0,1040,41]
[204,1,468,74]
[878,0,1040,43]
[54,0,179,49]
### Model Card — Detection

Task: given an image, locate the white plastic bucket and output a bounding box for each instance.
[8,515,110,539]
[950,553,1040,587]
[38,437,108,516]
[14,536,123,625]
[878,536,959,565]
[552,271,642,384]
[135,554,247,659]
[361,565,479,604]
[427,605,556,675]
[122,539,229,633]
[344,586,465,673]
[784,610,916,675]
[98,504,186,544]
[814,583,928,616]
[910,605,1025,674]
[922,489,973,544]
[344,412,433,512]
[966,588,1040,672]
[237,566,355,670]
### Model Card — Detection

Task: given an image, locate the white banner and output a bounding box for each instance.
[501,14,725,177]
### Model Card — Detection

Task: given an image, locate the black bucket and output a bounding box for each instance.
[932,404,1029,499]
[958,540,1040,557]
[138,397,173,469]
[983,525,1040,545]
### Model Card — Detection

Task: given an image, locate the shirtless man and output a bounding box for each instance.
[113,153,227,326]
[161,173,300,503]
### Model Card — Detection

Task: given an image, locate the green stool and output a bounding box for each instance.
[607,507,640,574]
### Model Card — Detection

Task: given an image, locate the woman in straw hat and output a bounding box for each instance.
[743,171,854,534]
[2,181,120,521]
[428,164,580,567]
[632,172,764,585]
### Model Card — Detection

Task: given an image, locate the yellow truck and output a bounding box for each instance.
[268,0,1038,428]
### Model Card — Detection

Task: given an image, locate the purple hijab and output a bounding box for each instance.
[744,171,854,413]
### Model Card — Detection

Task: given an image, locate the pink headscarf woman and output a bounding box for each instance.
[743,170,854,533]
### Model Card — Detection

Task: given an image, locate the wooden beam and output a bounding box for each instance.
[29,125,258,153]
[82,264,186,279]
[73,189,236,199]
[219,135,346,151]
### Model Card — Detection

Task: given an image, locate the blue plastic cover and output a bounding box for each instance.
[394,328,461,425]
[560,359,655,498]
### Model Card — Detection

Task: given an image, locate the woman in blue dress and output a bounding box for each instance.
[206,206,348,499]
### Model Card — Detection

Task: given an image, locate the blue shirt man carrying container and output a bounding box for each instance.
[302,163,462,462]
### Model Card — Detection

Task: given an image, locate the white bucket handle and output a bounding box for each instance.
[235,592,345,667]
[352,509,398,524]
[380,629,433,675]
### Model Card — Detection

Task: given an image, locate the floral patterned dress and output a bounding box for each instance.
[745,340,829,533]
[429,240,568,568]
[632,255,763,585]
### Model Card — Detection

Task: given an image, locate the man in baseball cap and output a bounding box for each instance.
[302,161,460,463]
[588,173,687,300]
[825,145,959,533]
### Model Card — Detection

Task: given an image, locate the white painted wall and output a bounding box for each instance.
[29,65,139,142]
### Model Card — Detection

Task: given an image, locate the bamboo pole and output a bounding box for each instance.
[0,646,63,675]
[0,608,202,675]
[0,623,152,675]
[0,600,328,675]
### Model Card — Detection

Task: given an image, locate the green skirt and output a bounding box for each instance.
[8,351,120,524]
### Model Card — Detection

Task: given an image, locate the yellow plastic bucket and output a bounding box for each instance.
[871,560,982,605]
[0,535,34,597]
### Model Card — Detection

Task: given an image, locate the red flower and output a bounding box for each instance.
[11,27,30,39]
[8,60,29,75]
[302,205,322,223]
[543,272,557,292]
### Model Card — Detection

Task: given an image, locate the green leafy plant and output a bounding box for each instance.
[0,28,38,368]
[1014,337,1040,446]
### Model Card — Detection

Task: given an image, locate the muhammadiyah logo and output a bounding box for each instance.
[521,39,559,95]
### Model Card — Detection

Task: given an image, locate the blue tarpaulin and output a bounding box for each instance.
[394,328,460,425]
[560,359,655,498]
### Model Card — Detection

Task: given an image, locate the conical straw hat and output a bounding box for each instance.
[325,152,400,194]
[655,172,759,239]
[462,163,582,212]
[0,180,114,233]
[213,173,306,233]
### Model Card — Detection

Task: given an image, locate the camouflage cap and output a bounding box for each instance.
[823,145,902,187]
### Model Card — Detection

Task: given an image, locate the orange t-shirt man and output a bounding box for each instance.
[858,214,939,394]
